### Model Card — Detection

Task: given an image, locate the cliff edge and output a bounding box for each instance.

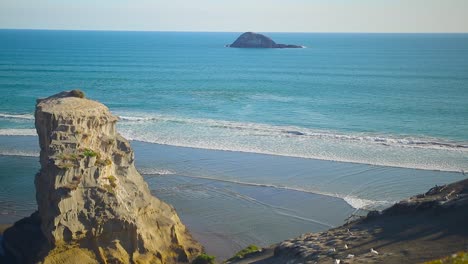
[229,178,468,264]
[2,90,202,264]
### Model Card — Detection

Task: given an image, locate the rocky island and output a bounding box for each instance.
[227,32,303,48]
[2,90,202,264]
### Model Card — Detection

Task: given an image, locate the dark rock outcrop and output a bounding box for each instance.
[227,32,303,48]
[228,178,468,264]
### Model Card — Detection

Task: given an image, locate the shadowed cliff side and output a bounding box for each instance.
[2,90,202,264]
[228,178,468,264]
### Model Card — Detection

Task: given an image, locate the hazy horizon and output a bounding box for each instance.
[2,28,468,34]
[1,0,468,33]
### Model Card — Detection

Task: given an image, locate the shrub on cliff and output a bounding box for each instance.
[83,148,98,157]
[69,89,85,98]
[227,244,261,262]
[192,253,215,264]
[424,251,468,264]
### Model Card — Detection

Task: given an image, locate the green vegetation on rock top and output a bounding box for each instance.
[69,89,85,98]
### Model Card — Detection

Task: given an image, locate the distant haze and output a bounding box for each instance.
[1,0,468,33]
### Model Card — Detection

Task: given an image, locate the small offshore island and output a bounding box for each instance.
[227,32,304,48]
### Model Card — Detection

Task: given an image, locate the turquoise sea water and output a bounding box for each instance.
[1,30,468,258]
[1,30,468,171]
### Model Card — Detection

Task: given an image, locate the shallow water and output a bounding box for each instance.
[0,136,465,258]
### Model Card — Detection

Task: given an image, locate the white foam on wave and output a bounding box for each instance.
[342,196,394,211]
[138,168,176,175]
[115,112,468,172]
[146,172,392,210]
[117,112,468,152]
[0,129,37,136]
[248,94,296,103]
[2,112,466,172]
[0,113,34,120]
[0,150,39,157]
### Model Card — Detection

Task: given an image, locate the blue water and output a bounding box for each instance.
[1,30,468,171]
[1,30,468,258]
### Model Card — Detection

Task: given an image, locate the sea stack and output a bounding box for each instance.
[2,90,202,263]
[227,32,303,48]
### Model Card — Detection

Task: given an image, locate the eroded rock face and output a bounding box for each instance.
[227,32,303,48]
[3,90,202,263]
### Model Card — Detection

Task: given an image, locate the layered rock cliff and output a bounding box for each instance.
[3,90,202,263]
[227,32,303,48]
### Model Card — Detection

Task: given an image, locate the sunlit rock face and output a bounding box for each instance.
[4,90,202,264]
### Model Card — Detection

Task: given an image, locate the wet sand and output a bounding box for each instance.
[0,135,466,260]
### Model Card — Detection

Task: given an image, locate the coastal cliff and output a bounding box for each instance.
[2,90,202,264]
[229,178,468,264]
[227,32,303,48]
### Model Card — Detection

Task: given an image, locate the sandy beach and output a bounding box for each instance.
[1,135,466,260]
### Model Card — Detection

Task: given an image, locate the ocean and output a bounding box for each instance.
[0,30,467,258]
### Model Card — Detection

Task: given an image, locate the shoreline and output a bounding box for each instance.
[0,136,466,260]
[0,132,467,173]
[231,178,468,263]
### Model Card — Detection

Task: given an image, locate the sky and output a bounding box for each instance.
[1,0,467,33]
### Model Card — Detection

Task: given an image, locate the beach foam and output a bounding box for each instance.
[1,111,467,172]
[116,113,468,151]
[0,150,39,157]
[138,168,176,175]
[0,129,37,136]
[342,196,394,211]
[116,112,468,172]
[0,113,34,120]
[142,172,392,210]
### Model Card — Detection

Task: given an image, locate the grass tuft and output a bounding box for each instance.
[83,148,98,157]
[69,89,85,98]
[192,253,215,264]
[107,175,117,188]
[425,251,468,264]
[227,244,261,262]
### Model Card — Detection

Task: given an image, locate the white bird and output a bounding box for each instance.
[344,244,348,249]
[328,248,336,253]
[346,254,355,259]
[334,259,341,264]
[370,248,379,255]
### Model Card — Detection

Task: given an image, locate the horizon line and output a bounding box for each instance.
[1,27,468,34]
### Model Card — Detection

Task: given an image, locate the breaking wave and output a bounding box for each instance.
[0,150,39,157]
[2,112,467,172]
[118,113,468,151]
[0,129,37,136]
[0,113,34,120]
[143,172,393,210]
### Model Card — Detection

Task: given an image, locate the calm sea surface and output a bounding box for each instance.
[1,30,467,171]
[0,30,467,258]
